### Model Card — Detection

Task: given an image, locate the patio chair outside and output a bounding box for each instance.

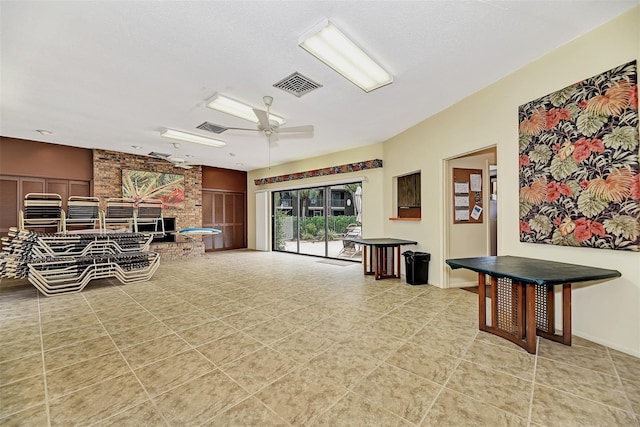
[338,223,362,258]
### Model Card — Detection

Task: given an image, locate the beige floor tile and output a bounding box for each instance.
[387,303,439,325]
[352,363,441,424]
[368,315,422,339]
[206,397,288,426]
[621,378,640,415]
[100,310,159,335]
[108,321,173,349]
[422,388,528,427]
[93,400,166,426]
[462,340,535,380]
[42,324,107,351]
[410,325,476,358]
[474,330,532,353]
[277,306,332,327]
[612,351,640,383]
[0,353,43,386]
[120,333,191,369]
[46,352,130,399]
[386,342,460,385]
[134,349,215,396]
[44,335,117,370]
[446,360,532,419]
[222,308,274,330]
[196,332,263,366]
[572,335,608,352]
[176,319,236,346]
[154,370,248,426]
[203,300,252,318]
[221,347,296,393]
[145,301,200,320]
[48,373,146,427]
[537,338,617,375]
[0,375,45,418]
[535,357,632,411]
[40,313,102,335]
[338,328,404,360]
[271,330,335,363]
[0,404,48,427]
[531,384,637,427]
[242,317,299,344]
[0,332,42,363]
[305,343,380,388]
[160,310,214,332]
[311,392,410,426]
[254,299,304,317]
[255,367,348,425]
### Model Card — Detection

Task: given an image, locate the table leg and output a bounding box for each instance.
[525,283,537,353]
[478,273,487,331]
[396,246,401,279]
[562,283,572,345]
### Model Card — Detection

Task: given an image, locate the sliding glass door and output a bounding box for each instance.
[272,182,362,261]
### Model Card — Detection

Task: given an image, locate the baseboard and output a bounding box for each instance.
[572,330,640,358]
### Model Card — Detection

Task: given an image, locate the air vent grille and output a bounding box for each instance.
[273,72,322,97]
[197,122,228,134]
[148,152,170,159]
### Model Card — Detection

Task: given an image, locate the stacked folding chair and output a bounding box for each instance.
[19,193,64,232]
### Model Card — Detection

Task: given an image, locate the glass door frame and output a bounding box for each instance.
[271,181,362,261]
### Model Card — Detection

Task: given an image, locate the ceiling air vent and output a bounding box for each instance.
[273,72,322,97]
[148,151,170,159]
[197,122,228,134]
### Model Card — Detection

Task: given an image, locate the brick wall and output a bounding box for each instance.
[93,149,203,258]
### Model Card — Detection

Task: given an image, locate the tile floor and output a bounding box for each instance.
[0,250,638,426]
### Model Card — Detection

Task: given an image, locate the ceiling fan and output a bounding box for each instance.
[222,95,313,168]
[147,143,194,169]
[224,96,314,139]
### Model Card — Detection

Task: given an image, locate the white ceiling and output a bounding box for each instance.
[1,1,637,171]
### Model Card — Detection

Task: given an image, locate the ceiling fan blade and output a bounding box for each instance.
[253,108,270,129]
[277,125,314,133]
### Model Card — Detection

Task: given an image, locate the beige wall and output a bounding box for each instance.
[247,7,639,355]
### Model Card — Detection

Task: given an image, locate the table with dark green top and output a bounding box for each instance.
[348,238,417,280]
[445,256,621,353]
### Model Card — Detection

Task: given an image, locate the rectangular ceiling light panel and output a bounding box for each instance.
[206,94,285,126]
[299,19,392,92]
[160,129,226,148]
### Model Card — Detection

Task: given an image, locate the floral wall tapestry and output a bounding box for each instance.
[518,60,639,251]
[122,169,185,208]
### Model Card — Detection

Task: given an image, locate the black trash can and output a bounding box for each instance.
[402,251,430,285]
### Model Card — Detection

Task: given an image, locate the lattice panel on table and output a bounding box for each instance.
[535,284,550,332]
[495,277,518,335]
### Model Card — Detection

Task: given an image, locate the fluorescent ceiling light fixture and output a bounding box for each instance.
[299,19,392,92]
[160,129,226,148]
[206,94,285,126]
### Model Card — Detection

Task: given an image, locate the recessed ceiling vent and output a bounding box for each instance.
[273,72,322,97]
[197,122,228,134]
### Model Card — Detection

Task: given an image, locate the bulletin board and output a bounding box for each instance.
[453,168,483,224]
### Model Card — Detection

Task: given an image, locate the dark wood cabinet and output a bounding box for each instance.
[397,172,421,218]
[202,190,246,251]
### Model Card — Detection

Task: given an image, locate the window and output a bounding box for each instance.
[397,172,421,219]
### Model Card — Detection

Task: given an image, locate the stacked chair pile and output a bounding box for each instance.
[0,228,159,296]
[1,193,165,296]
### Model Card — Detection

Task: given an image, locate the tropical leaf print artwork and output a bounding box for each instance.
[518,60,639,251]
[122,169,185,208]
